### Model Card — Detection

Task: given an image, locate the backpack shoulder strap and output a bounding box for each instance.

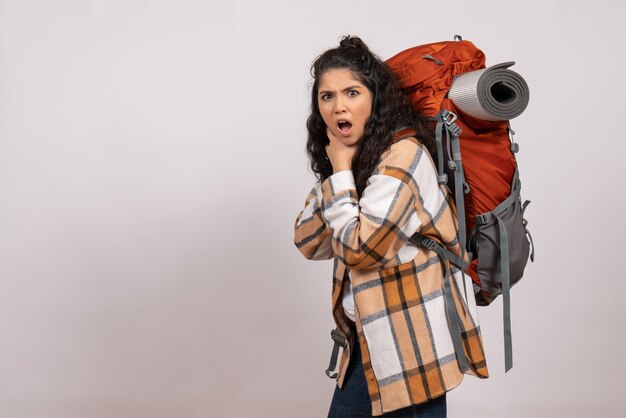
[392,126,418,142]
[408,233,470,373]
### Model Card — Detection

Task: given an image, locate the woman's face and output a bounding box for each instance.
[317,68,372,146]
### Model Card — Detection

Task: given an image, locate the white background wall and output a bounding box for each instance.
[1,1,624,417]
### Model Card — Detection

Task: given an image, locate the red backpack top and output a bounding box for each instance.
[387,39,517,238]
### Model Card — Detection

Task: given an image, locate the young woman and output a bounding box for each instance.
[294,36,489,418]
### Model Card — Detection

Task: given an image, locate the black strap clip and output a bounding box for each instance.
[410,234,437,250]
[476,213,492,225]
[330,328,346,347]
[325,329,347,379]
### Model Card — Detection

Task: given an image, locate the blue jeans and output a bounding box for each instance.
[327,333,446,418]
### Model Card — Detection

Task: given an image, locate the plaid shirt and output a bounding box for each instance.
[294,137,489,416]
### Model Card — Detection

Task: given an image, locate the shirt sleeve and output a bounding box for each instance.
[320,141,434,270]
[293,181,334,260]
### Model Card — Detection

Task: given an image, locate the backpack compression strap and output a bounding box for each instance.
[522,200,535,262]
[475,168,522,372]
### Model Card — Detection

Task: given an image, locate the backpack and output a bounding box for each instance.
[385,35,535,372]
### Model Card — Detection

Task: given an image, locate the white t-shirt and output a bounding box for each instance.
[342,271,355,322]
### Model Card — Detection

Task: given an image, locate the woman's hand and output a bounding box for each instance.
[325,128,358,173]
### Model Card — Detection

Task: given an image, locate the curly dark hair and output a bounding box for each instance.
[306,35,435,197]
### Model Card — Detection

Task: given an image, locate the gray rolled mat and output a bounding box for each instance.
[448,61,530,121]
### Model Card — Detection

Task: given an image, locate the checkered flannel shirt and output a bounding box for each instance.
[294,136,489,416]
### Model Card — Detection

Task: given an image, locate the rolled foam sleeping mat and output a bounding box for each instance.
[448,61,530,121]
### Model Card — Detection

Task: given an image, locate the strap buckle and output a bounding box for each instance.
[330,328,347,347]
[441,109,457,125]
[419,237,437,250]
[441,110,462,137]
[409,233,438,251]
[476,213,492,225]
[325,329,347,379]
[447,123,461,137]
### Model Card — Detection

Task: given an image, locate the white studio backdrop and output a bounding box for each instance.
[0,1,624,417]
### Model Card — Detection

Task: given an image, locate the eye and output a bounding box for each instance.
[347,89,359,97]
[320,93,332,101]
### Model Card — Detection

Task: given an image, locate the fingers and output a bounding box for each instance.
[325,128,336,156]
[326,127,337,144]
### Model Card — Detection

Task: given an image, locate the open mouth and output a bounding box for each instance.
[337,120,353,135]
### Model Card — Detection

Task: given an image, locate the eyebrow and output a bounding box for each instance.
[318,85,362,96]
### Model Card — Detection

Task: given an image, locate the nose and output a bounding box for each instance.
[334,95,347,114]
